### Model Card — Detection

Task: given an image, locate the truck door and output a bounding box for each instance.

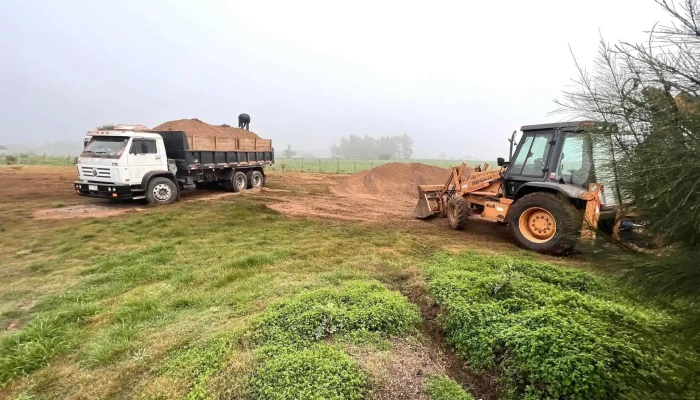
[127,138,161,185]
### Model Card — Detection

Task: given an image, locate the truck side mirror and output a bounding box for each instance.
[497,157,505,166]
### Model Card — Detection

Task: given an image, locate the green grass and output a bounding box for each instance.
[0,197,426,398]
[268,158,492,173]
[425,252,700,400]
[426,375,474,400]
[0,173,698,399]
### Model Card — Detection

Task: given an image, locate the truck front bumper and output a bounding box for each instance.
[74,181,134,199]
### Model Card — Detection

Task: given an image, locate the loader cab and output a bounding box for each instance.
[503,121,601,200]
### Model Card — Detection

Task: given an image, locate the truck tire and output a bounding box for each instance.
[508,192,581,255]
[447,196,469,230]
[246,170,264,189]
[146,177,178,205]
[232,171,248,192]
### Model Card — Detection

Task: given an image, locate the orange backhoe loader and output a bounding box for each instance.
[415,121,615,255]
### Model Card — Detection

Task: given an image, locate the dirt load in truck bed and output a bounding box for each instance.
[332,162,453,201]
[151,118,270,151]
[151,118,261,139]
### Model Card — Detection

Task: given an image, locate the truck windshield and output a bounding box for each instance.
[82,136,129,158]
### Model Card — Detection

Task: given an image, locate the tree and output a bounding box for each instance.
[96,124,115,130]
[282,144,297,159]
[329,134,414,159]
[556,0,700,302]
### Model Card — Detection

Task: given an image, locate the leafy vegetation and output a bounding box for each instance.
[251,344,367,400]
[251,280,420,347]
[556,0,700,314]
[249,281,420,399]
[426,375,474,400]
[425,252,699,400]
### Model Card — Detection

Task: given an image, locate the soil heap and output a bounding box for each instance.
[333,162,452,200]
[151,118,260,139]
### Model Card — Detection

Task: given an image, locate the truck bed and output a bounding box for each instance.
[152,130,274,169]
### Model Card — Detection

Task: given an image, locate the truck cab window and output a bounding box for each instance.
[510,132,553,177]
[556,133,593,188]
[130,139,158,155]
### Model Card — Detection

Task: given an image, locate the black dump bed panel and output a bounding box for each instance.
[151,131,274,167]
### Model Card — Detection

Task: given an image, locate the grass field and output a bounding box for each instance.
[0,154,76,166]
[0,155,491,173]
[268,158,493,173]
[0,166,697,400]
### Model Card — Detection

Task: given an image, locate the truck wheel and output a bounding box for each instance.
[447,196,469,230]
[146,177,178,205]
[246,170,264,189]
[508,192,581,255]
[232,171,248,192]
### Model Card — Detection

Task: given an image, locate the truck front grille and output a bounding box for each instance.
[81,166,112,179]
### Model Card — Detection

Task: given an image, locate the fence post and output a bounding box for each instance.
[354,161,356,173]
[370,161,373,169]
[337,159,340,173]
[301,158,304,171]
[318,159,321,172]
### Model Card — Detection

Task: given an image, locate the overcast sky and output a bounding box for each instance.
[0,0,664,158]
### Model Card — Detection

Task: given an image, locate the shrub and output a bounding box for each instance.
[251,344,366,400]
[249,281,419,399]
[5,155,17,165]
[251,280,420,346]
[425,251,693,400]
[426,375,474,400]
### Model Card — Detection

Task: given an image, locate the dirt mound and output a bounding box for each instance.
[333,162,452,200]
[151,118,260,139]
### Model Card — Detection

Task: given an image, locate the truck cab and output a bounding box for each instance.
[75,129,178,203]
[502,121,618,208]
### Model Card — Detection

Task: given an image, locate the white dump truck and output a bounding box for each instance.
[74,124,274,204]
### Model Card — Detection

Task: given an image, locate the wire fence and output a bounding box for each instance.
[1,154,77,166]
[0,154,494,174]
[267,158,493,174]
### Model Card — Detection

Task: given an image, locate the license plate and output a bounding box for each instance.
[89,185,98,191]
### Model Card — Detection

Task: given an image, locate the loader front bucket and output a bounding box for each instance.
[414,185,445,219]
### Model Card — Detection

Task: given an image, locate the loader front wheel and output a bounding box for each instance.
[447,196,469,230]
[509,192,581,255]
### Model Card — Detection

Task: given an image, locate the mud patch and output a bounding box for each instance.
[347,338,454,400]
[32,203,145,220]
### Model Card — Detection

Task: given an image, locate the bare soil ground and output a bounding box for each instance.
[0,165,517,253]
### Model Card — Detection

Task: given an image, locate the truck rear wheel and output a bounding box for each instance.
[508,192,581,255]
[447,196,469,230]
[232,171,248,192]
[146,177,178,205]
[246,170,264,189]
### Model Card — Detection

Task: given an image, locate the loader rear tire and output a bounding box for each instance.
[447,196,469,230]
[508,192,581,255]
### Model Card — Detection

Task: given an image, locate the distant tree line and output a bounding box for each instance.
[329,134,413,159]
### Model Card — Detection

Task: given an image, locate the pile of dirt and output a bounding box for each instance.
[151,118,260,139]
[333,162,452,200]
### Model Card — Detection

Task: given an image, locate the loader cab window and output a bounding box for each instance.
[130,139,158,155]
[509,132,553,177]
[556,133,594,189]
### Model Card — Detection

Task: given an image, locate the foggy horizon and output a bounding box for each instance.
[1,0,664,159]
